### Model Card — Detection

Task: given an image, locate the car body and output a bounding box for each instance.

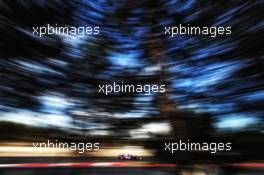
[118,153,142,160]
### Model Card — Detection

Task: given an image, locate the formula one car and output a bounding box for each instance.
[118,153,142,160]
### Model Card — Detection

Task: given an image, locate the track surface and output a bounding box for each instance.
[0,157,262,175]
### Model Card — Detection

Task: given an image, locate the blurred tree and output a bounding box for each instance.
[0,1,263,163]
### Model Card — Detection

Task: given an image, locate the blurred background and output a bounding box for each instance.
[0,0,263,174]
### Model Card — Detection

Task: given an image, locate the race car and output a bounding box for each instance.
[118,153,142,160]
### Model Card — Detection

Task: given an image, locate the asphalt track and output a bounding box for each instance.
[0,157,177,175]
[0,157,262,175]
